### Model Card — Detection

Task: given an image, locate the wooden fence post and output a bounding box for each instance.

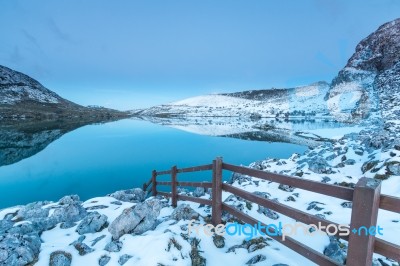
[151,170,157,197]
[212,157,223,225]
[171,166,178,208]
[347,177,381,266]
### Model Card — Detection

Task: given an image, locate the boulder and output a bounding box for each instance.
[108,199,161,240]
[108,188,145,203]
[49,251,72,266]
[72,242,94,256]
[323,237,346,264]
[51,203,88,224]
[118,254,133,265]
[246,254,266,265]
[59,195,80,205]
[0,233,41,266]
[308,156,332,174]
[193,187,205,197]
[170,204,200,221]
[99,255,111,266]
[104,240,123,252]
[76,211,108,235]
[16,201,50,221]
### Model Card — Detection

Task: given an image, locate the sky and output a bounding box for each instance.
[0,0,399,110]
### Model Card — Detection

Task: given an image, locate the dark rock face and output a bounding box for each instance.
[326,18,400,123]
[346,19,400,72]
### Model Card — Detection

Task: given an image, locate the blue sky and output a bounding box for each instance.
[0,0,399,110]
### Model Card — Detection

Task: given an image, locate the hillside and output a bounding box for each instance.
[0,65,130,120]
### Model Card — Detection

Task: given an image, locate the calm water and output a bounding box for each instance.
[0,119,307,208]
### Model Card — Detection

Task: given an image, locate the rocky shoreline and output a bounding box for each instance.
[0,126,399,266]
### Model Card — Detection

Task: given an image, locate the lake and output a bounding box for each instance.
[0,118,309,208]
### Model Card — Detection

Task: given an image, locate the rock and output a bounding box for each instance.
[335,181,355,188]
[60,221,77,229]
[361,160,380,173]
[307,201,325,211]
[321,176,331,183]
[278,184,294,192]
[354,148,364,156]
[99,255,111,266]
[193,187,206,197]
[246,254,266,265]
[108,188,145,203]
[0,220,13,234]
[86,205,109,210]
[0,233,41,266]
[341,202,353,208]
[308,156,332,174]
[345,159,356,165]
[16,201,50,221]
[76,211,108,235]
[213,235,225,248]
[51,203,88,224]
[108,199,161,240]
[110,201,123,205]
[118,254,133,265]
[59,195,80,205]
[104,240,123,252]
[285,196,296,202]
[359,131,390,150]
[229,172,252,184]
[257,205,279,220]
[323,237,346,264]
[171,204,200,221]
[252,191,271,199]
[386,161,400,175]
[91,235,106,246]
[189,238,206,266]
[49,251,72,266]
[72,242,94,256]
[227,237,269,253]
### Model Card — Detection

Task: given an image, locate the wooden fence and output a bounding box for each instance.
[143,157,400,266]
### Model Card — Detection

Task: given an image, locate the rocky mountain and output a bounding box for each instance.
[326,18,400,124]
[0,65,130,120]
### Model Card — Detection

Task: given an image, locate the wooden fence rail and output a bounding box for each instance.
[143,157,400,266]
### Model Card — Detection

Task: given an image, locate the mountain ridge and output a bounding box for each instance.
[0,65,130,120]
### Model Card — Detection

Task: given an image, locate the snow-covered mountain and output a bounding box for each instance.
[137,18,400,129]
[0,65,129,120]
[135,82,331,118]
